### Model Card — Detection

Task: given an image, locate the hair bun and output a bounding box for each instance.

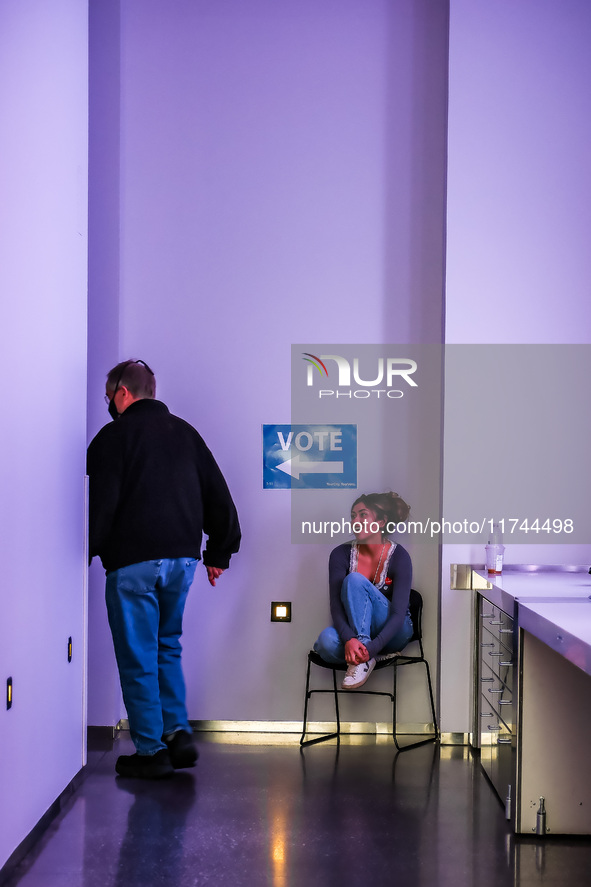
[352,491,410,524]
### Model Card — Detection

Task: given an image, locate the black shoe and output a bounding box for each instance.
[164,730,198,769]
[115,749,174,779]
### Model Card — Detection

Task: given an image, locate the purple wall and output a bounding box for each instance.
[87,0,126,731]
[0,0,88,868]
[441,0,591,734]
[86,0,448,724]
[446,0,591,344]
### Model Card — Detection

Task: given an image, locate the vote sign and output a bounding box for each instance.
[263,424,357,489]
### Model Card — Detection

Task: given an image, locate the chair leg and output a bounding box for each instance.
[424,658,439,742]
[392,661,439,752]
[300,656,313,745]
[332,666,341,737]
[300,661,342,748]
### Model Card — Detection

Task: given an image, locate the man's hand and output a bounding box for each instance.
[344,638,369,665]
[206,566,225,587]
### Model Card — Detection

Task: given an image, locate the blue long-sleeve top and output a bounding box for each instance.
[328,541,412,659]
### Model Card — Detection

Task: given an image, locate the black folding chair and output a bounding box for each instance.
[300,589,439,751]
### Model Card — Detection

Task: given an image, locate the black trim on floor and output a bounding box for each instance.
[0,728,117,886]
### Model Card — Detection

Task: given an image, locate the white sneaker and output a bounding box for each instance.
[341,658,376,690]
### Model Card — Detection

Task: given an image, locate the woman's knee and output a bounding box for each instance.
[341,571,370,599]
[314,627,343,663]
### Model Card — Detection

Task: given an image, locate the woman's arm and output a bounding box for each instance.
[365,545,412,659]
[328,544,356,644]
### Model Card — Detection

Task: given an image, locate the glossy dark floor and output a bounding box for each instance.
[5,732,591,887]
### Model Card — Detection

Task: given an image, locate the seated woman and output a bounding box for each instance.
[314,491,414,690]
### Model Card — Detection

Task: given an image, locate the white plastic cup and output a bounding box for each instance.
[485,543,505,574]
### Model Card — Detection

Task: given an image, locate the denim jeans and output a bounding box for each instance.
[314,572,414,664]
[106,557,197,755]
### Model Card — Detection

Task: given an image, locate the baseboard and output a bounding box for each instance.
[114,718,466,745]
[87,725,117,740]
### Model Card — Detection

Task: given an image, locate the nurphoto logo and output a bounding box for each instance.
[302,352,418,399]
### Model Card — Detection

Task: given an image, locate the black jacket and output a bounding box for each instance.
[87,399,241,572]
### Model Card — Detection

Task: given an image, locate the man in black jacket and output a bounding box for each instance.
[87,359,240,779]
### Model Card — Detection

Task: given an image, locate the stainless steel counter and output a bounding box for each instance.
[472,566,591,678]
[468,565,591,834]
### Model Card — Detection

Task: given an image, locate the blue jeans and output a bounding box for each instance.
[106,557,197,755]
[314,572,414,664]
